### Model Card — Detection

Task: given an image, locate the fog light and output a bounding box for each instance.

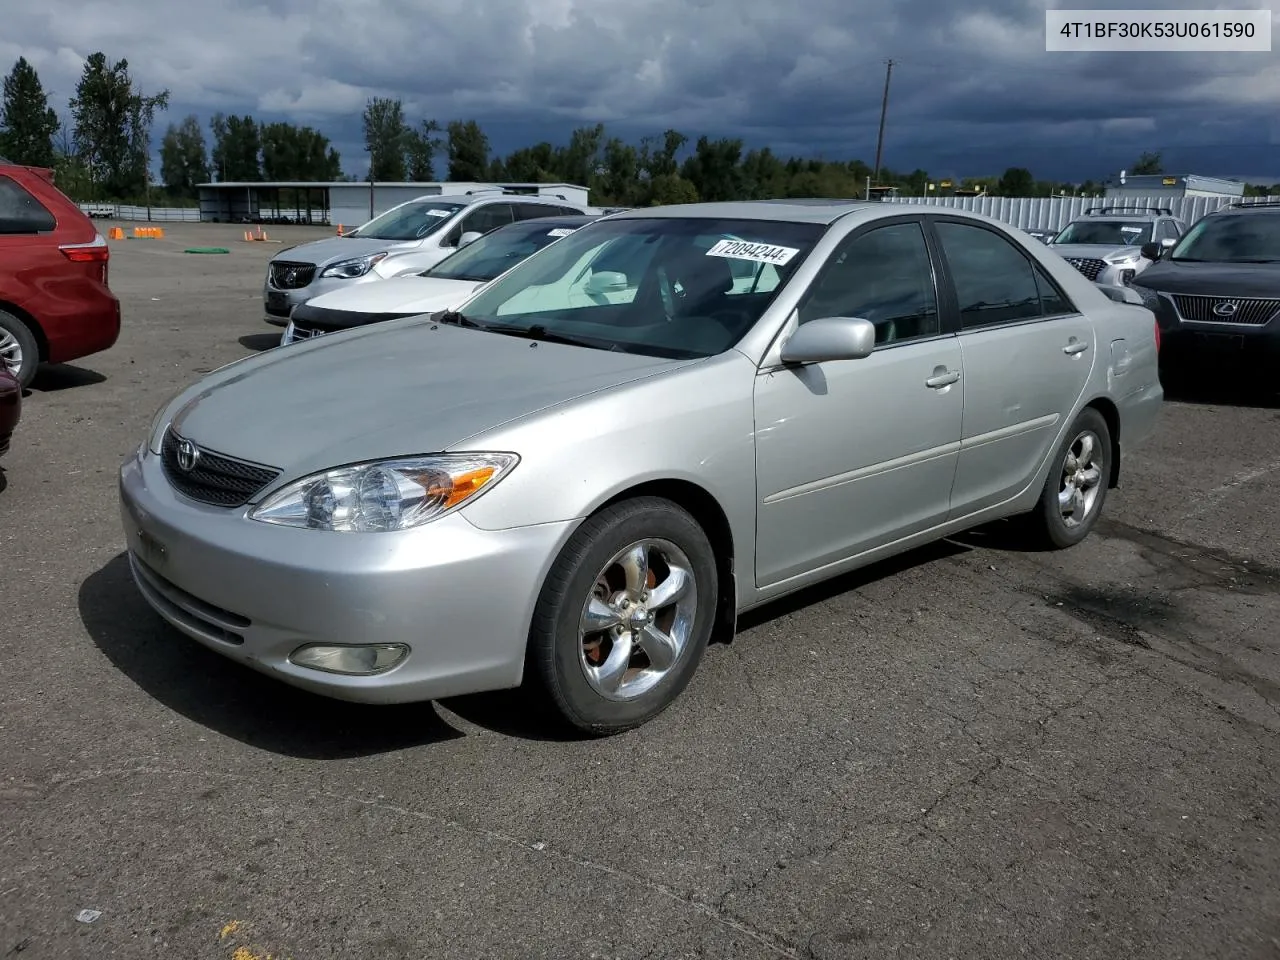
[289,643,409,675]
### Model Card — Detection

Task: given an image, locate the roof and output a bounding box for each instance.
[1211,199,1280,214]
[609,199,877,225]
[1106,173,1246,193]
[196,180,586,190]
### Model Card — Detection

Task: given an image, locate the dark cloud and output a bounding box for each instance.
[3,0,1275,182]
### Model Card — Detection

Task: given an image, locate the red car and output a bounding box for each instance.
[0,367,18,458]
[0,161,120,387]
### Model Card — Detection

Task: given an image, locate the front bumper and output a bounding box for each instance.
[1147,293,1280,365]
[262,272,382,327]
[119,447,577,704]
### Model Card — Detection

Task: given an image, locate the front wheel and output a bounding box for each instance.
[1025,407,1111,549]
[0,310,39,388]
[526,497,719,736]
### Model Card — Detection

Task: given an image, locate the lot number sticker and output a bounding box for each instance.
[547,228,576,237]
[705,238,799,266]
[427,209,453,217]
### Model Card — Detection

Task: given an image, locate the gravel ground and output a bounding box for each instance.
[2,221,1279,960]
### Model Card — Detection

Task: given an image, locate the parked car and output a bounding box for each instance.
[281,215,599,345]
[0,367,19,458]
[1047,206,1187,288]
[122,201,1162,736]
[1025,228,1056,243]
[1128,199,1280,373]
[262,192,588,327]
[0,161,120,387]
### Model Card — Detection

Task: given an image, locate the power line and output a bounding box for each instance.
[872,59,894,184]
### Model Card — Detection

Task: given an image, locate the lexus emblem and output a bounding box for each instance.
[176,437,201,472]
[1212,300,1239,317]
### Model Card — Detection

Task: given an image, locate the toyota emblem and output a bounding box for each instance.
[1212,300,1239,317]
[176,437,201,472]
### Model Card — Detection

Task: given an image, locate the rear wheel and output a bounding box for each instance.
[1025,407,1111,549]
[526,497,718,736]
[0,310,39,388]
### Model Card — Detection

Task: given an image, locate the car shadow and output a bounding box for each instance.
[238,333,281,352]
[29,364,107,392]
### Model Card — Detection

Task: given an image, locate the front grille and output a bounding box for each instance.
[1064,257,1106,281]
[287,323,324,342]
[1172,294,1280,326]
[161,428,282,507]
[269,260,316,289]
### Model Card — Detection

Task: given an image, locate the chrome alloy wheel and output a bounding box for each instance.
[0,329,22,378]
[578,538,699,701]
[1058,429,1104,528]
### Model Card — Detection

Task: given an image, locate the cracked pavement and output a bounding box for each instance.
[2,222,1279,959]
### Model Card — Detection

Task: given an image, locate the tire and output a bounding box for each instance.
[526,496,719,736]
[0,310,39,388]
[1025,407,1112,550]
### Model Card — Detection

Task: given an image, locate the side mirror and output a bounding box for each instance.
[458,231,483,247]
[583,270,628,295]
[780,316,876,364]
[1160,237,1177,248]
[1140,241,1163,261]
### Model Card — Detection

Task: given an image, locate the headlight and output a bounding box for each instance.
[319,253,388,279]
[1128,284,1160,310]
[248,452,519,532]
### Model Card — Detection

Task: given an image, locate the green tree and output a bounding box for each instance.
[0,57,60,167]
[405,119,442,180]
[362,97,409,181]
[159,114,209,198]
[646,173,698,206]
[680,136,744,202]
[446,119,489,180]
[209,113,261,181]
[996,166,1035,196]
[1131,151,1162,174]
[260,122,341,180]
[69,52,169,198]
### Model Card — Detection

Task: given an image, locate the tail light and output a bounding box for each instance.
[1153,319,1161,353]
[59,233,110,285]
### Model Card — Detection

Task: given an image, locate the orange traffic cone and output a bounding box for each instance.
[243,230,253,242]
[108,227,124,239]
[336,224,344,235]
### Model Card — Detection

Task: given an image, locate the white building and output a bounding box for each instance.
[197,180,591,226]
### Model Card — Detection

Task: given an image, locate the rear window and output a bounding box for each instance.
[0,175,56,234]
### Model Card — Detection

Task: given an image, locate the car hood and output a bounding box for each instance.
[1049,242,1145,261]
[166,318,696,483]
[273,235,422,267]
[303,275,483,314]
[1133,259,1280,297]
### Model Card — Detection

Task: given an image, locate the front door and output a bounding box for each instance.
[927,218,1097,518]
[753,219,964,588]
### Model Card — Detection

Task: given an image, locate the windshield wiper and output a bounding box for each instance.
[435,310,491,330]
[1228,258,1280,263]
[485,323,617,350]
[1169,257,1204,262]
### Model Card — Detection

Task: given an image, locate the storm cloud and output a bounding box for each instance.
[3,0,1276,181]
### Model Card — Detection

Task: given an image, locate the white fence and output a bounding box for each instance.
[880,194,1238,231]
[78,203,201,222]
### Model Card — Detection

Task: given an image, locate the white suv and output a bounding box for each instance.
[1047,205,1187,287]
[262,192,587,326]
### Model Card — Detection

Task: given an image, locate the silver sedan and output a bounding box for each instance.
[120,201,1164,735]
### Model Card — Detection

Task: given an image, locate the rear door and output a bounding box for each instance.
[927,216,1096,519]
[0,172,61,292]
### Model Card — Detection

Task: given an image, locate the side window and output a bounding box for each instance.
[461,203,514,236]
[514,202,556,221]
[935,221,1043,329]
[0,176,56,234]
[1034,264,1074,316]
[558,205,583,216]
[797,221,939,345]
[1158,220,1179,242]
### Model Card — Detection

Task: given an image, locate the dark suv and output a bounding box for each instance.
[0,160,121,386]
[1128,200,1280,375]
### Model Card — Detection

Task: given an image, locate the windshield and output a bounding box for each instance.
[1168,214,1280,262]
[1052,219,1152,246]
[425,220,584,282]
[453,217,825,358]
[347,200,465,240]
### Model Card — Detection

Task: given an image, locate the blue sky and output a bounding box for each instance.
[4,0,1278,184]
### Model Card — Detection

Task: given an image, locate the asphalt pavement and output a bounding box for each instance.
[2,221,1279,960]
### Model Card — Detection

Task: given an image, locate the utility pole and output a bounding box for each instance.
[872,59,894,186]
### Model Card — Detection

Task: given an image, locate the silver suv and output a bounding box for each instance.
[262,191,587,326]
[1047,206,1187,287]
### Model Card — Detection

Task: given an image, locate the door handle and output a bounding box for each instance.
[925,369,960,388]
[1063,338,1089,355]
